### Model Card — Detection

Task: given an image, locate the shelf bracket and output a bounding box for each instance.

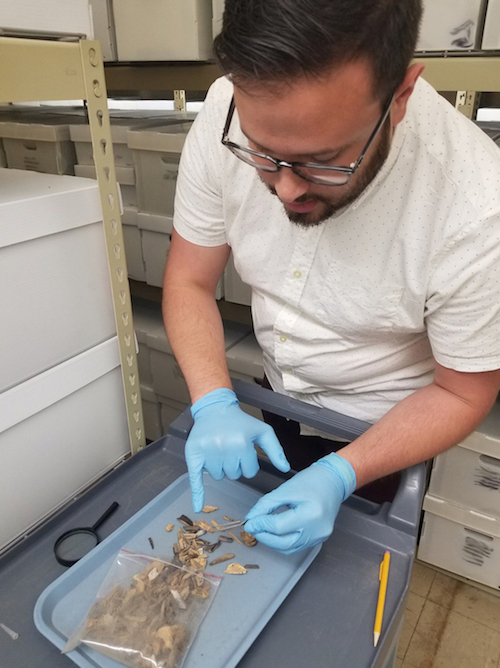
[79,40,146,455]
[455,90,480,119]
[174,89,187,112]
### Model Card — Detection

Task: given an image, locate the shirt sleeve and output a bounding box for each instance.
[173,78,229,247]
[425,206,500,372]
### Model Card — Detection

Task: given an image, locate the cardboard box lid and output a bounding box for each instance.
[459,402,500,457]
[0,337,120,435]
[226,333,264,378]
[0,168,102,249]
[0,114,88,141]
[137,212,173,234]
[74,163,136,186]
[127,121,193,153]
[140,383,159,404]
[423,493,500,539]
[121,206,138,227]
[69,113,195,144]
[146,317,250,355]
[0,0,93,39]
[132,296,164,345]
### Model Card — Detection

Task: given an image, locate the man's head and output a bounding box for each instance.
[215,0,425,226]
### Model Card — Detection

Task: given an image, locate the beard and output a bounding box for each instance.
[264,119,392,227]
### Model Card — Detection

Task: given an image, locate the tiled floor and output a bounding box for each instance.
[396,561,500,667]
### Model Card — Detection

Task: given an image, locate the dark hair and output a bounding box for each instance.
[213,0,423,100]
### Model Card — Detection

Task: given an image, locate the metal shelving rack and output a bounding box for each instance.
[103,53,500,120]
[0,36,146,455]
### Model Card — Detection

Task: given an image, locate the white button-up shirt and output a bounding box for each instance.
[173,76,500,423]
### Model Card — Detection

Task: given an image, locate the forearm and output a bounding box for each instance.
[162,282,231,403]
[337,378,498,489]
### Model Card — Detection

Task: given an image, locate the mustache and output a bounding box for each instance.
[266,186,331,205]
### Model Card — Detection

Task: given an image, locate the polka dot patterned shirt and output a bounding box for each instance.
[173,76,500,423]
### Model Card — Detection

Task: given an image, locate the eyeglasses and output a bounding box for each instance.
[221,94,394,186]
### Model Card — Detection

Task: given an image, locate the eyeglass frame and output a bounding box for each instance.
[221,92,395,186]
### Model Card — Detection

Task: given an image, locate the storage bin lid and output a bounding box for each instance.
[0,168,102,249]
[226,333,264,378]
[127,121,193,153]
[423,494,500,538]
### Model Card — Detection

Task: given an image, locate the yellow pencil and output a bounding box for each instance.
[374,550,391,647]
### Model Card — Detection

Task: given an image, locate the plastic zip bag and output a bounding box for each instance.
[64,549,221,668]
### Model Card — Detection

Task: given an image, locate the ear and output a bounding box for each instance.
[390,63,426,127]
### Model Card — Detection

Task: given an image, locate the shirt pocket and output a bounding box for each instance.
[309,262,404,337]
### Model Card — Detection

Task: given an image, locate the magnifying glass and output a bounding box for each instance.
[54,502,119,567]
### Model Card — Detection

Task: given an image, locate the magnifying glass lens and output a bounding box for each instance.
[56,531,98,563]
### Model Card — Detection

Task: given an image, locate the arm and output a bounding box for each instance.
[163,229,232,403]
[163,230,290,512]
[245,364,500,553]
[337,362,500,487]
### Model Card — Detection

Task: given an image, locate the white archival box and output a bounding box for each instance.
[418,494,500,590]
[147,318,251,404]
[121,206,146,283]
[0,0,93,39]
[212,0,224,37]
[428,402,500,519]
[0,337,129,553]
[160,396,188,434]
[127,121,193,218]
[74,163,137,208]
[226,333,265,421]
[417,0,486,51]
[0,117,78,175]
[88,0,117,61]
[0,168,116,393]
[482,0,500,49]
[113,0,213,61]
[141,229,172,288]
[224,252,252,307]
[140,384,163,443]
[131,296,164,388]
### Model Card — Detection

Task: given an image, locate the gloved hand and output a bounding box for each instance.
[186,388,290,512]
[244,452,357,554]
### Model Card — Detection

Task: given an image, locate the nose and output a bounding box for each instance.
[268,167,310,203]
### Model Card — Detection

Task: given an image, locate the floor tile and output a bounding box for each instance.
[397,592,426,659]
[410,561,436,598]
[405,599,500,668]
[428,572,500,633]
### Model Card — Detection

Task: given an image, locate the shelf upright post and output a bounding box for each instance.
[79,40,146,454]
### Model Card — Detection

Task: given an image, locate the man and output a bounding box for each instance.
[163,0,500,554]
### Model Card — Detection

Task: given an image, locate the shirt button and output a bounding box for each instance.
[279,335,287,343]
[293,270,302,278]
[285,368,292,374]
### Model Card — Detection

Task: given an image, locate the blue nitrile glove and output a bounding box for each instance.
[244,452,357,555]
[186,388,290,513]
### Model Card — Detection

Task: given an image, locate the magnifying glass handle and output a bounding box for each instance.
[91,501,119,532]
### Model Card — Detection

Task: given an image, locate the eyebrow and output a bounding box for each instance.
[240,126,353,160]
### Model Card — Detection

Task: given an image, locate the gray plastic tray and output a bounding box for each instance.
[33,473,321,668]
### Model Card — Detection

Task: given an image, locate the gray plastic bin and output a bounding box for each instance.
[0,380,425,668]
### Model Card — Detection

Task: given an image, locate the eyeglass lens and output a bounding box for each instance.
[228,146,351,185]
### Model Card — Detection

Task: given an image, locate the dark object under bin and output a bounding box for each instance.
[0,380,425,668]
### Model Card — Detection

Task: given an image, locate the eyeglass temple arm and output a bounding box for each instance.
[222,96,236,141]
[351,94,395,171]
